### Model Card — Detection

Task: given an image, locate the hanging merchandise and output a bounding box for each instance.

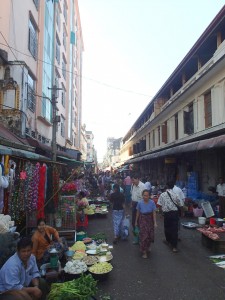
[53,165,60,209]
[9,160,25,224]
[0,162,9,189]
[37,164,46,219]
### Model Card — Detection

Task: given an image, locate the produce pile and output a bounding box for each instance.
[64,260,87,274]
[70,241,86,251]
[83,255,98,265]
[47,274,98,300]
[89,262,113,274]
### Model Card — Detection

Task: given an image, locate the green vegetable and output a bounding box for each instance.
[91,232,107,241]
[47,274,98,300]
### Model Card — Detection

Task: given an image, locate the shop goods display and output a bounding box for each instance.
[89,262,113,274]
[197,226,225,240]
[83,255,99,266]
[64,260,87,274]
[70,241,86,251]
[47,274,98,300]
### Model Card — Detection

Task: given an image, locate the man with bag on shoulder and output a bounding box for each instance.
[157,181,184,253]
[130,174,145,244]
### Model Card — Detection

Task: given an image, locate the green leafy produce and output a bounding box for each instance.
[91,232,107,241]
[47,274,98,300]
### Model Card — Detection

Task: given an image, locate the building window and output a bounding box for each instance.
[153,131,155,148]
[28,18,38,60]
[56,7,61,31]
[63,27,66,50]
[27,74,36,112]
[61,86,65,107]
[56,36,60,64]
[175,113,178,140]
[204,91,212,128]
[158,126,160,146]
[162,121,167,143]
[61,115,65,137]
[33,0,39,10]
[148,133,151,149]
[63,1,68,23]
[42,92,52,122]
[62,57,66,79]
[184,103,194,134]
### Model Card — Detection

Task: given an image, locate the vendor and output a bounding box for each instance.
[0,237,49,300]
[76,191,89,230]
[32,218,68,265]
[216,177,225,218]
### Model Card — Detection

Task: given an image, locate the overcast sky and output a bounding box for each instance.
[78,1,225,162]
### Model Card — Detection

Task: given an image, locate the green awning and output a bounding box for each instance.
[57,156,83,163]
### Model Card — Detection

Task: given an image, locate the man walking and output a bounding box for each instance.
[131,174,145,243]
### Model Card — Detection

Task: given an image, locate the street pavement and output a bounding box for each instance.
[87,209,225,300]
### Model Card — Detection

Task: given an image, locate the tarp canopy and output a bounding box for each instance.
[0,144,50,161]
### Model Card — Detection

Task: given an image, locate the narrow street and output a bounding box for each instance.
[87,210,225,300]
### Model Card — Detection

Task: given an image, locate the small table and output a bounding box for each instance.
[201,232,225,253]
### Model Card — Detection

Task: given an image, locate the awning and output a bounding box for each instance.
[0,144,50,161]
[126,133,225,163]
[57,156,83,163]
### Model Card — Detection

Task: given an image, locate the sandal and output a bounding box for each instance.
[142,253,148,259]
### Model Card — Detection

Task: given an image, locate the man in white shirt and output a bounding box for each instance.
[131,174,145,232]
[216,177,225,218]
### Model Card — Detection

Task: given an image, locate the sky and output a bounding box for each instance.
[78,1,225,162]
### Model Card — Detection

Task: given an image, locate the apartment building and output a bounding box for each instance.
[121,6,225,193]
[0,0,84,160]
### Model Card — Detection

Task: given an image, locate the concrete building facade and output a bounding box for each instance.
[0,0,84,160]
[121,6,225,194]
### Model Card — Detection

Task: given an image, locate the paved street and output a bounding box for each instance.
[87,210,225,300]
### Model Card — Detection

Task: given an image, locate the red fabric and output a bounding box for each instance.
[77,214,88,228]
[37,165,46,219]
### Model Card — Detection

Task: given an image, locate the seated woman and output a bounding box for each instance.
[76,191,89,230]
[32,218,68,265]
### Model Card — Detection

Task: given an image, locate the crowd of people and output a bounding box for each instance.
[1,168,223,298]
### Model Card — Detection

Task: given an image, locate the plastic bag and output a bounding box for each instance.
[121,215,130,240]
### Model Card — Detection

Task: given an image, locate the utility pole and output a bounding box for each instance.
[52,85,57,162]
[48,85,62,162]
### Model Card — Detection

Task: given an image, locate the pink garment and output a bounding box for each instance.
[124,176,132,185]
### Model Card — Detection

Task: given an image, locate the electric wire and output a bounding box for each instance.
[0,39,152,98]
